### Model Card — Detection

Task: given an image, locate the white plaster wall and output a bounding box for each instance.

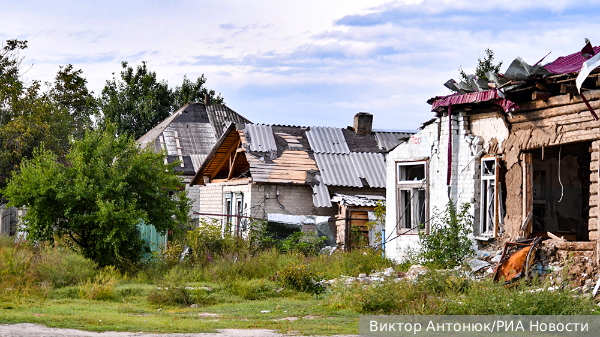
[384,113,484,262]
[470,113,509,152]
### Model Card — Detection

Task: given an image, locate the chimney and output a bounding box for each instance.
[204,94,211,106]
[353,112,373,136]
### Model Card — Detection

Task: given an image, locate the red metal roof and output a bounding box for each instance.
[430,89,519,112]
[544,46,600,74]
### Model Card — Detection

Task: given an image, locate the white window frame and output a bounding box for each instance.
[223,192,244,236]
[396,161,429,234]
[479,156,498,237]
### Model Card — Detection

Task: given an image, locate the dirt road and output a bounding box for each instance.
[0,323,358,337]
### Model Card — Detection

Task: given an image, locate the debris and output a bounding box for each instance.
[547,232,566,242]
[493,237,541,284]
[190,304,198,308]
[491,255,502,263]
[406,265,427,281]
[157,309,162,312]
[260,310,271,313]
[467,258,491,272]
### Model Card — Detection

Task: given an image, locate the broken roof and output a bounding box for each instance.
[136,102,250,176]
[429,42,600,118]
[330,193,385,207]
[191,122,410,207]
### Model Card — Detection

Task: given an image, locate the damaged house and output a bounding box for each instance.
[385,42,600,263]
[137,101,251,215]
[189,113,411,247]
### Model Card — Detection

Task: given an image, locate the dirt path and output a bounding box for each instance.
[0,323,358,337]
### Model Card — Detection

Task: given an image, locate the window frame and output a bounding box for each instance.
[396,160,429,235]
[479,156,499,238]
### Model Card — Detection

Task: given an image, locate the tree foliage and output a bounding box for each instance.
[0,40,92,195]
[99,62,224,140]
[459,48,503,82]
[3,125,191,270]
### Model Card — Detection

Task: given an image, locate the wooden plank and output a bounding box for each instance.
[210,138,240,179]
[544,239,596,251]
[522,153,533,237]
[560,84,579,94]
[532,91,552,101]
[516,90,600,112]
[511,98,600,123]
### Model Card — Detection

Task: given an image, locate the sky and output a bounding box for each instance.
[3,0,600,131]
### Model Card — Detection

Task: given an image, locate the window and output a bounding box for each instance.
[396,161,428,234]
[480,157,498,237]
[223,192,245,236]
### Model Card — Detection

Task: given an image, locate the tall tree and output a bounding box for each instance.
[459,48,503,82]
[0,39,28,127]
[3,125,191,270]
[99,61,173,139]
[172,74,224,110]
[99,61,225,140]
[47,64,98,139]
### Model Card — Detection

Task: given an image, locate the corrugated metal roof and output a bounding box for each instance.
[350,152,386,188]
[312,174,332,208]
[314,153,362,187]
[331,193,385,207]
[244,124,277,152]
[306,127,350,154]
[374,131,412,151]
[190,154,208,172]
[206,105,251,139]
[545,46,600,74]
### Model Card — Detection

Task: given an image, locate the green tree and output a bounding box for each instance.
[46,64,98,139]
[172,74,224,109]
[459,48,503,82]
[99,61,225,140]
[99,61,173,139]
[0,39,27,127]
[3,125,191,270]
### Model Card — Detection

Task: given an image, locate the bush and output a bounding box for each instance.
[418,200,474,268]
[278,262,324,293]
[78,266,119,300]
[36,243,97,288]
[147,285,193,306]
[277,231,326,256]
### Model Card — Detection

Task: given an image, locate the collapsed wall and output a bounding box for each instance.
[501,90,600,261]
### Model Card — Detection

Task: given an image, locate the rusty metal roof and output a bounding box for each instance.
[244,124,277,152]
[306,126,350,154]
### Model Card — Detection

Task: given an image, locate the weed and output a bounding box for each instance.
[418,200,474,268]
[278,263,324,293]
[78,266,119,301]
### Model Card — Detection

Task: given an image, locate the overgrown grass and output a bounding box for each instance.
[2,233,600,335]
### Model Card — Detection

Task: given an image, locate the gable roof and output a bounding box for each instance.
[136,102,250,176]
[191,122,412,207]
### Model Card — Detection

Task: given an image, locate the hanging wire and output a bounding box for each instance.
[558,145,564,203]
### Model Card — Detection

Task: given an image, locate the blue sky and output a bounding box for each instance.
[3,0,600,130]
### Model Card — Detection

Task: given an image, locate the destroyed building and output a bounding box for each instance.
[385,42,600,263]
[189,113,411,245]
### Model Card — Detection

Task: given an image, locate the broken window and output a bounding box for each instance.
[223,192,245,236]
[479,157,498,237]
[396,161,428,234]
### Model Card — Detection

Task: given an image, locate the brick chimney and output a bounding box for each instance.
[353,112,373,136]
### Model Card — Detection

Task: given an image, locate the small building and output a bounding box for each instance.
[331,193,385,249]
[190,113,411,242]
[386,42,600,263]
